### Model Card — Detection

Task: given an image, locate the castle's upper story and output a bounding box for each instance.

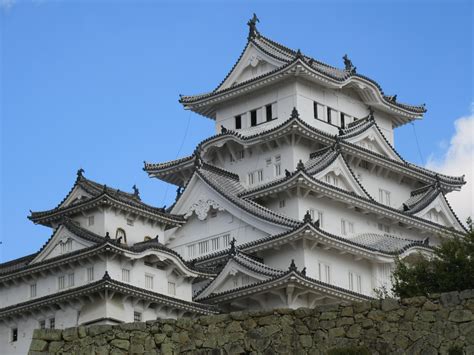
[179,15,427,146]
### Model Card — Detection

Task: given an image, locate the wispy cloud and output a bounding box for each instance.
[0,0,16,11]
[426,107,474,224]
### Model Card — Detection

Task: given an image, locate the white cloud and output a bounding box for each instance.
[0,0,16,10]
[425,111,474,225]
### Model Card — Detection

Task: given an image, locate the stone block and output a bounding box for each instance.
[110,339,130,351]
[32,328,63,341]
[328,327,345,337]
[440,291,460,307]
[381,298,400,312]
[30,339,49,352]
[299,334,312,348]
[460,289,474,300]
[448,309,472,323]
[88,325,112,336]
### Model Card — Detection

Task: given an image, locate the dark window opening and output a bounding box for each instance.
[340,113,345,128]
[250,110,257,126]
[235,115,241,129]
[266,105,272,122]
[327,107,332,124]
[11,328,18,342]
[313,102,318,119]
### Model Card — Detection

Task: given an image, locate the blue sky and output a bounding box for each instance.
[1,0,472,262]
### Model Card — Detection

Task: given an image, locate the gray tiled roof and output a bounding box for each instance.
[348,233,428,254]
[197,163,300,228]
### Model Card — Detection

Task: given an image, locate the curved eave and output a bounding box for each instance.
[197,270,373,304]
[29,193,185,228]
[180,59,425,125]
[144,156,195,186]
[240,170,465,236]
[0,278,217,318]
[175,113,463,191]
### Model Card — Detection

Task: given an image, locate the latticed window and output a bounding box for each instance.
[187,244,196,258]
[222,234,231,247]
[87,267,94,282]
[58,276,65,290]
[168,282,176,295]
[68,273,75,287]
[122,269,130,283]
[134,312,142,322]
[88,216,94,226]
[30,284,37,298]
[211,237,220,251]
[145,275,154,289]
[199,240,209,255]
[49,318,55,329]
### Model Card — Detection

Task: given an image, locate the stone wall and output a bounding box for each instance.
[29,290,474,354]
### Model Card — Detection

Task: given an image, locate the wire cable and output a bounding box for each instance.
[411,122,425,165]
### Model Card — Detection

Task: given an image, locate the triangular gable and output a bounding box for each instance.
[195,256,277,300]
[312,155,371,199]
[413,193,465,231]
[172,172,291,235]
[218,42,285,91]
[60,184,94,209]
[30,225,97,264]
[343,124,403,163]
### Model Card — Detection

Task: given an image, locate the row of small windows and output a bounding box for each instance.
[234,103,276,130]
[87,215,135,227]
[248,155,282,185]
[122,268,177,295]
[316,263,363,293]
[28,267,95,298]
[187,234,231,258]
[313,101,355,129]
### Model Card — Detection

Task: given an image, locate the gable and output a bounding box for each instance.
[218,43,284,91]
[413,194,465,231]
[344,124,403,162]
[31,225,96,264]
[194,258,271,300]
[312,155,371,198]
[60,185,94,209]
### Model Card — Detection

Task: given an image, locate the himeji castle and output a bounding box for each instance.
[0,15,467,354]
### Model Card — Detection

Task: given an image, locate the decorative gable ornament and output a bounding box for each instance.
[184,199,225,221]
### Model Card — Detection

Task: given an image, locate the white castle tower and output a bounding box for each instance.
[0,15,467,354]
[145,15,466,311]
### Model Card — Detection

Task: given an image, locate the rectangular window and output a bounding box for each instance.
[230,154,235,163]
[340,113,345,128]
[87,267,94,282]
[122,269,130,283]
[145,274,154,289]
[266,104,272,122]
[318,263,331,283]
[127,218,134,226]
[378,223,390,233]
[238,150,245,160]
[265,158,272,166]
[349,272,354,291]
[325,174,339,187]
[211,237,220,251]
[187,244,196,258]
[379,189,391,206]
[39,320,46,329]
[341,219,354,236]
[274,163,281,176]
[357,274,362,293]
[49,318,55,329]
[168,282,176,295]
[199,240,209,255]
[209,210,217,218]
[67,240,72,251]
[250,110,257,126]
[359,160,369,170]
[235,115,242,129]
[313,102,318,119]
[248,172,255,185]
[257,169,263,182]
[30,284,37,298]
[58,276,65,290]
[279,200,286,208]
[327,107,332,124]
[134,312,142,322]
[68,273,75,287]
[88,215,95,226]
[275,155,281,163]
[11,328,18,342]
[317,211,324,228]
[349,272,362,292]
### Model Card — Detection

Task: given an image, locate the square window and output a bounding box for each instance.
[134,311,142,322]
[127,218,134,226]
[265,158,272,166]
